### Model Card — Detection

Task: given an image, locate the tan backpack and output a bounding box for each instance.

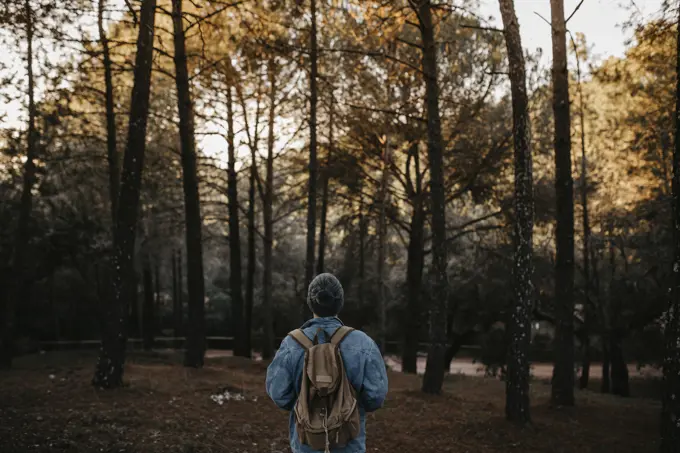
[288,326,361,453]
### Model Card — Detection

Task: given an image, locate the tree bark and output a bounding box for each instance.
[661,4,680,449]
[0,0,38,370]
[172,0,206,368]
[262,57,276,360]
[98,0,119,228]
[226,85,245,357]
[304,0,319,321]
[358,190,366,307]
[601,336,610,393]
[238,76,263,359]
[571,34,592,391]
[130,273,140,338]
[499,0,534,424]
[92,0,156,388]
[402,141,424,374]
[415,0,448,395]
[377,121,390,356]
[550,0,576,407]
[244,124,256,359]
[317,92,333,275]
[176,248,184,337]
[142,254,155,351]
[609,330,629,397]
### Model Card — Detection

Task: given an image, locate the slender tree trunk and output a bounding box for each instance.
[377,125,390,356]
[601,337,611,393]
[416,0,448,395]
[304,0,319,321]
[237,77,263,359]
[661,5,680,449]
[130,273,140,338]
[172,0,206,368]
[262,57,276,360]
[176,249,184,337]
[358,190,366,307]
[154,258,160,330]
[402,142,424,374]
[550,0,576,407]
[609,330,629,397]
[142,254,155,351]
[98,0,119,228]
[317,92,333,275]
[226,86,244,356]
[93,0,156,388]
[499,0,534,423]
[0,0,37,370]
[244,135,256,359]
[573,37,592,390]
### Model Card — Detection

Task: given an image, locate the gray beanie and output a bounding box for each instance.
[307,273,344,317]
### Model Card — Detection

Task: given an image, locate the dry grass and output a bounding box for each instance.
[0,351,661,453]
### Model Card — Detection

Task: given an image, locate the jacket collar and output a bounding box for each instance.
[301,316,344,329]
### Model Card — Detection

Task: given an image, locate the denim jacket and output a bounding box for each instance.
[265,317,389,453]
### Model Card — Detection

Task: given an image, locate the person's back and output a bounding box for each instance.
[265,274,388,453]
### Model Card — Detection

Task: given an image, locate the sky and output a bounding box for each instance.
[479,0,664,66]
[0,0,666,140]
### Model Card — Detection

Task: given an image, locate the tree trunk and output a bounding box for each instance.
[176,248,184,337]
[237,77,263,359]
[244,130,256,359]
[226,85,245,356]
[661,4,680,449]
[154,258,160,330]
[304,0,319,322]
[317,92,333,275]
[609,330,629,397]
[570,33,592,391]
[130,273,140,338]
[172,0,206,368]
[0,0,37,370]
[601,336,610,393]
[499,0,534,424]
[402,142,424,375]
[98,0,119,228]
[550,0,576,407]
[377,121,390,356]
[142,255,155,351]
[262,57,277,360]
[358,190,366,307]
[444,330,476,372]
[415,0,448,395]
[92,0,156,388]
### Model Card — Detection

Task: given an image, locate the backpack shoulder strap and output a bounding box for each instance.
[329,326,354,346]
[288,329,314,350]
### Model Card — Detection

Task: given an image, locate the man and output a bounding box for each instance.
[266,273,389,453]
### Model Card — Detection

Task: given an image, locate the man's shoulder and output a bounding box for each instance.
[340,327,377,353]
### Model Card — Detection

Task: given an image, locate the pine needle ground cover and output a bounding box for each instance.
[0,351,660,453]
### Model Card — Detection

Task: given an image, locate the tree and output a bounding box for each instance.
[98,0,119,228]
[660,5,680,450]
[142,253,155,351]
[499,0,534,424]
[412,0,449,395]
[93,0,157,388]
[0,0,39,369]
[317,90,333,275]
[262,54,277,360]
[304,0,319,319]
[172,0,207,368]
[550,0,576,407]
[226,83,245,357]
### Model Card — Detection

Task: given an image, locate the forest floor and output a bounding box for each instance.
[0,350,661,453]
